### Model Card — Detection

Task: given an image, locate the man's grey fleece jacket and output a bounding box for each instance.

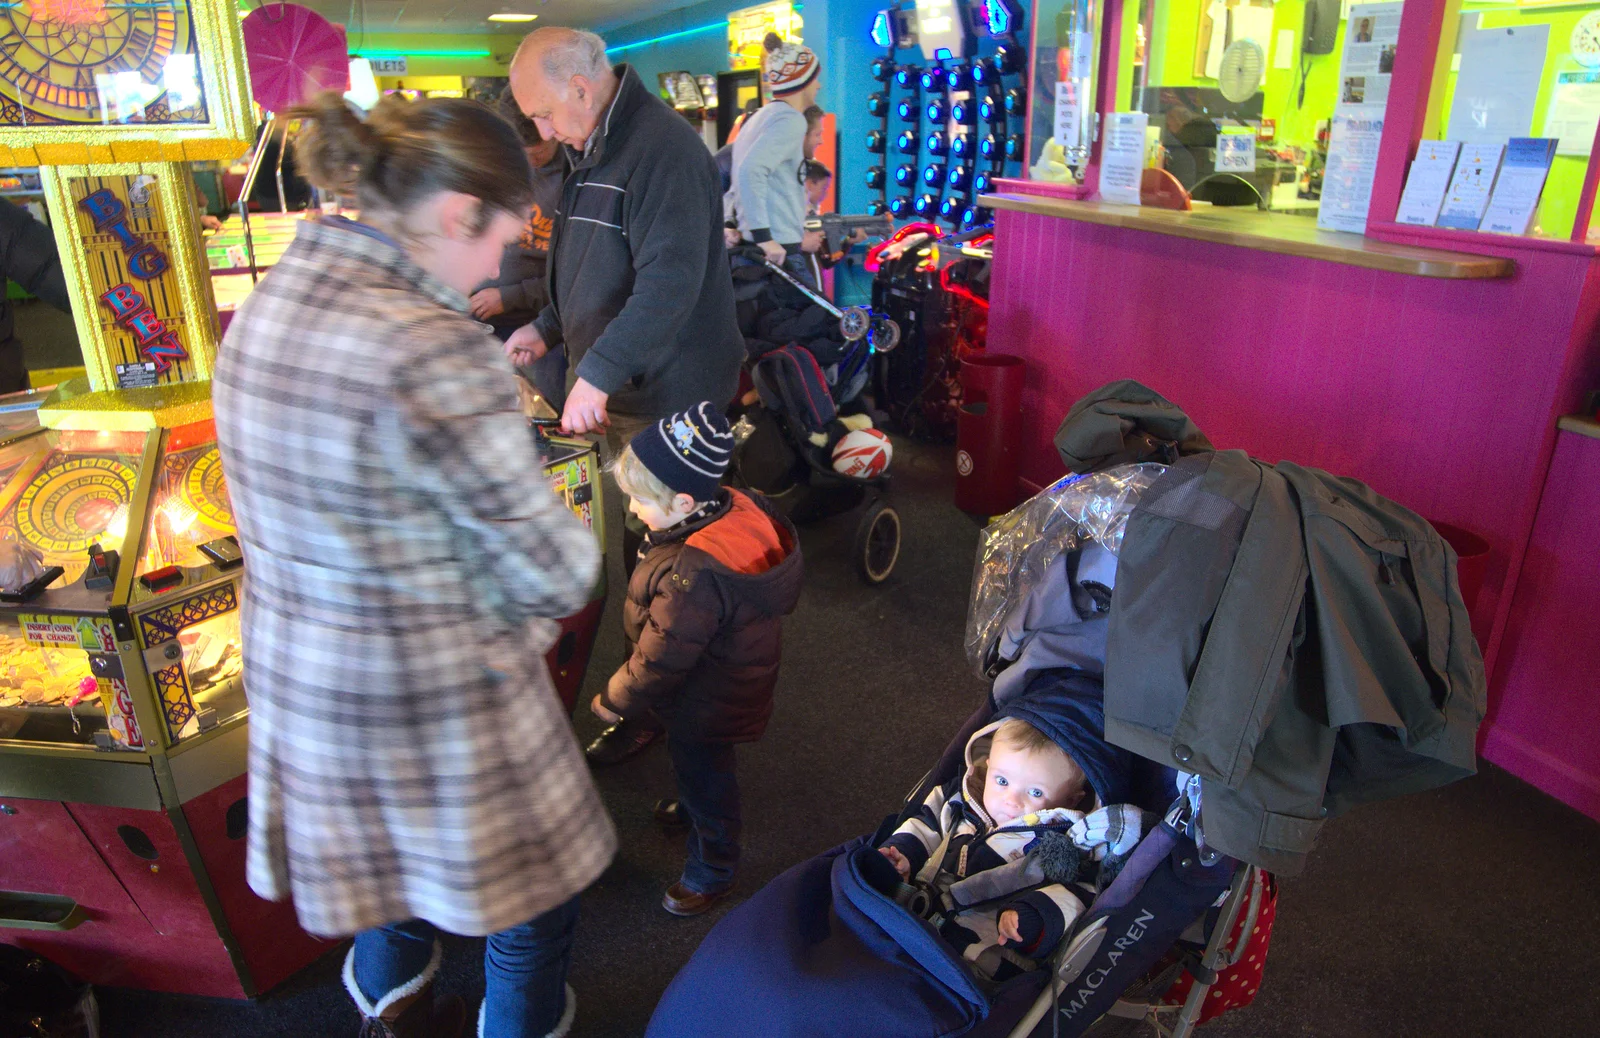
[533,63,744,420]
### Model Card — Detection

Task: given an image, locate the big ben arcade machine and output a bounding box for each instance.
[0,0,607,999]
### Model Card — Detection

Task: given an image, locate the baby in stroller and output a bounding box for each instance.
[869,701,1151,985]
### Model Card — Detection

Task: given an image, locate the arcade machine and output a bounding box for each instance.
[0,0,605,1000]
[863,0,1022,438]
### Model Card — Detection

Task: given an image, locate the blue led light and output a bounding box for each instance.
[952,133,972,157]
[994,42,1023,75]
[1005,133,1024,159]
[898,99,919,122]
[947,63,970,91]
[897,129,920,153]
[868,92,888,116]
[920,67,945,91]
[871,56,895,81]
[951,99,974,123]
[973,170,993,193]
[961,205,981,227]
[927,131,948,155]
[889,196,913,217]
[936,47,953,60]
[983,0,1012,35]
[866,166,886,189]
[868,200,889,216]
[978,94,998,121]
[979,134,999,158]
[948,164,971,189]
[871,11,893,48]
[923,163,946,186]
[926,99,948,123]
[941,195,962,220]
[1004,88,1026,115]
[895,65,920,88]
[894,164,916,186]
[867,130,886,153]
[913,193,938,216]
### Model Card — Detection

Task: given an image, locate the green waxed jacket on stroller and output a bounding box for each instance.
[1058,382,1488,875]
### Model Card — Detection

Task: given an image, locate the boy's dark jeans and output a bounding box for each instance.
[669,737,741,894]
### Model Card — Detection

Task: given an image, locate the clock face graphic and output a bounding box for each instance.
[1573,11,1600,70]
[0,0,205,126]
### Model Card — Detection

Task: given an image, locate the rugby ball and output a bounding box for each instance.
[832,428,893,478]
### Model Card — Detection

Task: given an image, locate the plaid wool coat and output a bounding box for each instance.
[213,217,615,938]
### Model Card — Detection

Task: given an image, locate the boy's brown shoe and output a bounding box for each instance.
[662,882,731,917]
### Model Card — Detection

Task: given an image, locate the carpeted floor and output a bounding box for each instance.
[50,417,1599,1038]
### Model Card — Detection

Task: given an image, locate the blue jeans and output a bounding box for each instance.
[669,738,741,894]
[353,895,580,1037]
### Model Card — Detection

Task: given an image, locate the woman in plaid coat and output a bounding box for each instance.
[213,94,614,1038]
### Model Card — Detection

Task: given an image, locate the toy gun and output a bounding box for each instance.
[805,212,894,257]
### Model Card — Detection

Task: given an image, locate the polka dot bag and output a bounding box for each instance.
[1159,869,1279,1023]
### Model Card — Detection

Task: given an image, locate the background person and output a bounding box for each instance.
[213,93,614,1038]
[727,33,824,287]
[0,200,70,395]
[506,27,744,767]
[471,87,571,414]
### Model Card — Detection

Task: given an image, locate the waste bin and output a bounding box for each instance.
[955,354,1025,514]
[1431,521,1491,614]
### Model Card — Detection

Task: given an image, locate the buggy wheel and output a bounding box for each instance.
[854,502,901,584]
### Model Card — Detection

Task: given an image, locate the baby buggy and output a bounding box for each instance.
[728,245,904,585]
[644,468,1279,1038]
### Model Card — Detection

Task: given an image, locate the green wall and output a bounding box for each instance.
[1129,0,1345,154]
[1435,3,1597,238]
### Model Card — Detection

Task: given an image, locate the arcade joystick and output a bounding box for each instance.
[83,543,118,591]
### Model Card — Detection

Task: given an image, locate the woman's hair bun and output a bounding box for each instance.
[763,31,784,52]
[289,91,382,197]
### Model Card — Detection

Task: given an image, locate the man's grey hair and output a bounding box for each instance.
[530,27,612,84]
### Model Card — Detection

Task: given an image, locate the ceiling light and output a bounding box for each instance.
[488,12,537,21]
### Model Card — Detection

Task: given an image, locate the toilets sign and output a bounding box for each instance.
[72,175,193,384]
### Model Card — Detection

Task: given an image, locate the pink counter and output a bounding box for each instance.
[984,194,1600,820]
[1481,418,1600,820]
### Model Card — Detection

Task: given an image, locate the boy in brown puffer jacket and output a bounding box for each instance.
[593,401,804,917]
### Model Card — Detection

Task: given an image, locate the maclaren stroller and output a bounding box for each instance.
[645,467,1279,1038]
[728,244,904,584]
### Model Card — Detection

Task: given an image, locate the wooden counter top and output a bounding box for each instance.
[981,194,1517,280]
[1557,414,1600,440]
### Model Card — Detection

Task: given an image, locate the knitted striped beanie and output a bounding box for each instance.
[630,402,735,503]
[763,32,819,98]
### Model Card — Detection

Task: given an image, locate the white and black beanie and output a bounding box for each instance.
[630,402,735,503]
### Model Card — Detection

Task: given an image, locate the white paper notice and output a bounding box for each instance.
[1446,25,1549,148]
[1054,81,1081,147]
[1217,131,1257,173]
[1316,3,1403,234]
[1100,112,1149,205]
[1545,70,1600,157]
[1319,105,1388,232]
[1394,140,1461,225]
[1071,32,1095,80]
[1274,29,1297,70]
[1436,143,1505,231]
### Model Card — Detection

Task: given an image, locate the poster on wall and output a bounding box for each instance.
[1446,24,1548,148]
[727,1,802,72]
[1317,1,1402,233]
[67,173,200,388]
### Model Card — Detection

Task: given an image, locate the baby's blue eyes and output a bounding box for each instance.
[994,775,1046,799]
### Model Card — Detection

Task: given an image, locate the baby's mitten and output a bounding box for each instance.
[1070,804,1149,860]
